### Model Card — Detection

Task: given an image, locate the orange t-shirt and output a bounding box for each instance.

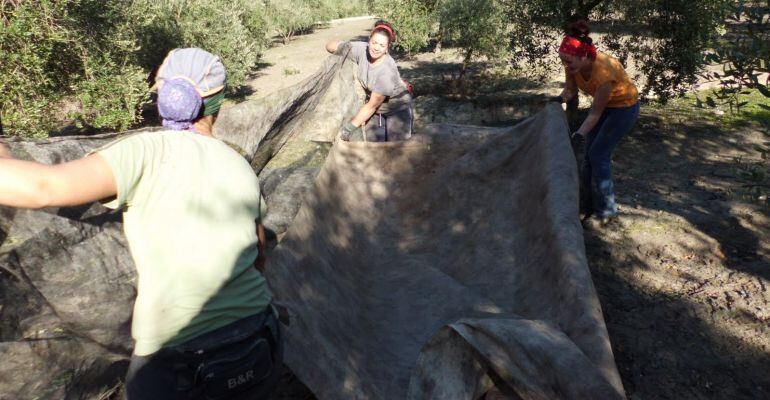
[573,52,638,108]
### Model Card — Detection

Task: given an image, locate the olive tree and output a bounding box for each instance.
[438,0,508,80]
[0,0,272,137]
[0,0,147,137]
[374,0,507,83]
[265,0,317,45]
[703,0,770,110]
[501,0,733,101]
[372,0,434,55]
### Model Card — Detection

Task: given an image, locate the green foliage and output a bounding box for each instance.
[1,1,85,137]
[699,1,770,170]
[372,0,434,54]
[321,0,371,18]
[0,0,366,138]
[702,1,769,109]
[0,0,271,137]
[626,0,732,101]
[499,0,733,101]
[127,0,271,91]
[373,0,508,63]
[265,0,318,45]
[265,0,369,45]
[69,0,149,132]
[373,0,507,84]
[0,0,146,137]
[71,56,149,132]
[438,0,508,78]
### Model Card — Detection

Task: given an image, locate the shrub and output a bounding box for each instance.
[499,0,734,101]
[702,1,770,112]
[128,0,271,91]
[0,1,90,137]
[0,0,367,137]
[321,0,370,18]
[372,0,434,55]
[265,0,318,44]
[438,0,508,79]
[265,0,371,45]
[70,56,149,132]
[0,0,272,137]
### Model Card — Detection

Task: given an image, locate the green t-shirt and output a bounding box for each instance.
[96,130,271,356]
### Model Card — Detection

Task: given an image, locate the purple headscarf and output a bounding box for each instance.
[157,78,203,130]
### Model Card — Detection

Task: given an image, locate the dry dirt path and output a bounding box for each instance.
[246,16,375,99]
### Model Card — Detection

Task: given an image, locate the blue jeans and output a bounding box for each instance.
[581,102,640,218]
[125,309,282,400]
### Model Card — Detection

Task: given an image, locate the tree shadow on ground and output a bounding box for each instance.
[399,60,548,98]
[570,103,770,398]
[587,232,770,399]
[573,106,768,281]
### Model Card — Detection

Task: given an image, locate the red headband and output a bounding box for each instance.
[559,35,597,59]
[372,24,394,43]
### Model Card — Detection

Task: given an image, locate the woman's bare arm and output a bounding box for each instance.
[350,92,386,127]
[0,146,117,209]
[325,40,341,54]
[559,70,578,102]
[575,82,612,136]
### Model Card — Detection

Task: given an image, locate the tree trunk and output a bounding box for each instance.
[458,48,473,84]
[572,0,605,22]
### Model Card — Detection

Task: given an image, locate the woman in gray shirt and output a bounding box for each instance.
[326,20,414,142]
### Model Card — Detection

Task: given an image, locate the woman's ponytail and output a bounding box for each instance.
[566,20,593,45]
[559,20,597,60]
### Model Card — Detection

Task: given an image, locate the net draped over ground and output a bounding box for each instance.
[265,103,626,399]
[0,49,625,399]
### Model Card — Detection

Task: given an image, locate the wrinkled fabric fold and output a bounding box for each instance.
[266,104,625,399]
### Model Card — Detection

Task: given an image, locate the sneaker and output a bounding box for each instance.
[599,214,619,226]
[579,209,593,222]
[581,216,601,230]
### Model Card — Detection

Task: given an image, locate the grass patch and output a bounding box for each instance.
[662,88,770,129]
[283,67,301,76]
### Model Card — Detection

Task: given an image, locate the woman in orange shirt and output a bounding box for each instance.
[557,20,640,224]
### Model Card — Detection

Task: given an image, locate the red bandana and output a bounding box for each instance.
[373,24,394,43]
[558,36,597,59]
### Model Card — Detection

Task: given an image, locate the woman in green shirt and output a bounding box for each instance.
[0,48,281,400]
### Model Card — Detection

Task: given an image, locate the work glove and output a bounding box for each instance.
[340,120,362,141]
[570,130,585,146]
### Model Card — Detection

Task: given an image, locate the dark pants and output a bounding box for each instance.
[125,309,282,400]
[582,102,640,218]
[364,107,413,142]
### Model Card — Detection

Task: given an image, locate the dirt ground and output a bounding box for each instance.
[581,106,770,399]
[245,16,375,99]
[250,18,770,400]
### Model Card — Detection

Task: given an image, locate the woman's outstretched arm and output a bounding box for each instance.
[350,92,386,127]
[559,70,578,102]
[325,40,341,54]
[574,82,612,136]
[0,143,117,209]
